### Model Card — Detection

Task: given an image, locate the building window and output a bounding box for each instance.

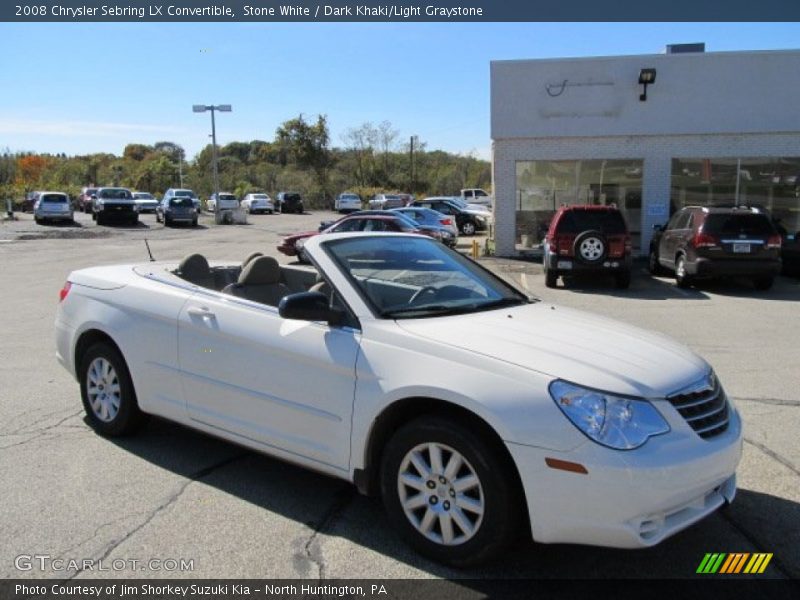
[670,157,800,234]
[515,159,643,250]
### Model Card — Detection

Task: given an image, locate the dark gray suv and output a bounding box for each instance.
[649,206,782,290]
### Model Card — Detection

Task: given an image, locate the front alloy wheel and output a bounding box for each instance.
[461,221,476,236]
[381,417,520,567]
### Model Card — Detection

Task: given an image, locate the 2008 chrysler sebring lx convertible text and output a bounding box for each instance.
[55,233,742,566]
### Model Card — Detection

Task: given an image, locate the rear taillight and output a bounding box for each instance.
[692,232,719,248]
[59,281,72,303]
[440,218,452,226]
[767,234,782,249]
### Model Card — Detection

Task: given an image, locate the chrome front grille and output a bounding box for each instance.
[667,373,729,439]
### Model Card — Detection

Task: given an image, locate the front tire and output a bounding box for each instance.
[380,417,520,567]
[79,342,147,436]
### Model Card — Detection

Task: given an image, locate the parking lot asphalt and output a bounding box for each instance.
[1,209,798,581]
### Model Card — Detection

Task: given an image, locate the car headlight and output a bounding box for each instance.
[474,215,486,223]
[549,380,669,450]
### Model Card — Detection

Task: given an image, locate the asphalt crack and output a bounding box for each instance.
[63,451,248,581]
[744,437,800,479]
[734,397,800,408]
[300,486,356,580]
[0,410,84,449]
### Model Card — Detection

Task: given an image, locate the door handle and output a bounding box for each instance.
[187,306,215,319]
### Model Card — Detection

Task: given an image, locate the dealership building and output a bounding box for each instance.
[490,46,800,256]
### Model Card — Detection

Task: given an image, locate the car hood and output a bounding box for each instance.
[395,303,707,398]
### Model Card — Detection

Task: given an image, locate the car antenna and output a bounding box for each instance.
[144,238,156,262]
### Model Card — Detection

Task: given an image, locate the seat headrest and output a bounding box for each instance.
[239,256,281,285]
[178,253,210,278]
[242,251,263,268]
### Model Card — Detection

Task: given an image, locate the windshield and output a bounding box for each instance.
[219,194,236,201]
[703,213,775,236]
[324,236,531,319]
[134,193,154,199]
[98,188,132,200]
[41,194,68,203]
[558,210,627,234]
[252,194,269,200]
[174,190,194,197]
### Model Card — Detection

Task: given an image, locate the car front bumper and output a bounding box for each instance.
[687,257,782,278]
[507,405,742,549]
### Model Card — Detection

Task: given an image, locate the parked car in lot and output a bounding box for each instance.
[131,192,159,213]
[241,192,276,214]
[412,197,489,236]
[649,206,782,290]
[276,191,305,214]
[207,192,239,212]
[335,192,362,213]
[277,211,425,261]
[543,204,633,289]
[369,194,405,210]
[56,232,742,567]
[156,196,198,227]
[460,188,492,206]
[92,187,138,226]
[391,206,459,246]
[162,188,200,211]
[34,191,73,224]
[78,187,98,213]
[21,191,40,213]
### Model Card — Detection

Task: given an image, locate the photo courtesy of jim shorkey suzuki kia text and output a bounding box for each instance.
[15,584,388,597]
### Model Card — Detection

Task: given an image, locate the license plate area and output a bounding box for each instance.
[557,260,573,270]
[732,243,751,253]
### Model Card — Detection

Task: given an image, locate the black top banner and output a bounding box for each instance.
[3,0,800,22]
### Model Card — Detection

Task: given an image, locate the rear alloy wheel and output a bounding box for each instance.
[79,342,147,436]
[381,417,520,567]
[675,255,693,289]
[753,277,774,291]
[461,221,476,236]
[573,230,607,265]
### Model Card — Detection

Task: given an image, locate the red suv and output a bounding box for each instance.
[543,205,633,289]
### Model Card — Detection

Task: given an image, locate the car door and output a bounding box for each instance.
[659,211,690,269]
[177,290,361,471]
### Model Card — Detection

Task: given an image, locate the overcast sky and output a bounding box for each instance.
[1,22,799,160]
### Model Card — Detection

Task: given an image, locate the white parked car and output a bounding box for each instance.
[335,192,362,213]
[240,192,275,214]
[460,188,492,207]
[34,191,73,224]
[131,192,159,213]
[207,192,239,212]
[55,233,741,566]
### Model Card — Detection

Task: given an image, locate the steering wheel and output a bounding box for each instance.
[408,286,438,305]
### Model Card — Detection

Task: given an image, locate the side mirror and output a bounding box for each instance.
[652,223,663,232]
[278,292,344,326]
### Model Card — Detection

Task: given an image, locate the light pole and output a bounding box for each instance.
[192,104,231,223]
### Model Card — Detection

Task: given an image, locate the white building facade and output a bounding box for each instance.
[490,48,800,256]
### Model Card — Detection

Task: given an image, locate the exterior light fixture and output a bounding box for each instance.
[192,104,233,223]
[638,68,656,101]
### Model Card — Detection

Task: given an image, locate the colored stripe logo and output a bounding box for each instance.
[697,553,773,574]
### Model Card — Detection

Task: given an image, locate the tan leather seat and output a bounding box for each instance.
[223,256,289,307]
[177,254,215,289]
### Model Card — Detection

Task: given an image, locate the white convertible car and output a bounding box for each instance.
[55,233,742,566]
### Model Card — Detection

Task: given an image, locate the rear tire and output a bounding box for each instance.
[753,277,774,291]
[461,221,476,236]
[79,342,147,437]
[544,268,558,288]
[380,416,520,567]
[675,255,693,289]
